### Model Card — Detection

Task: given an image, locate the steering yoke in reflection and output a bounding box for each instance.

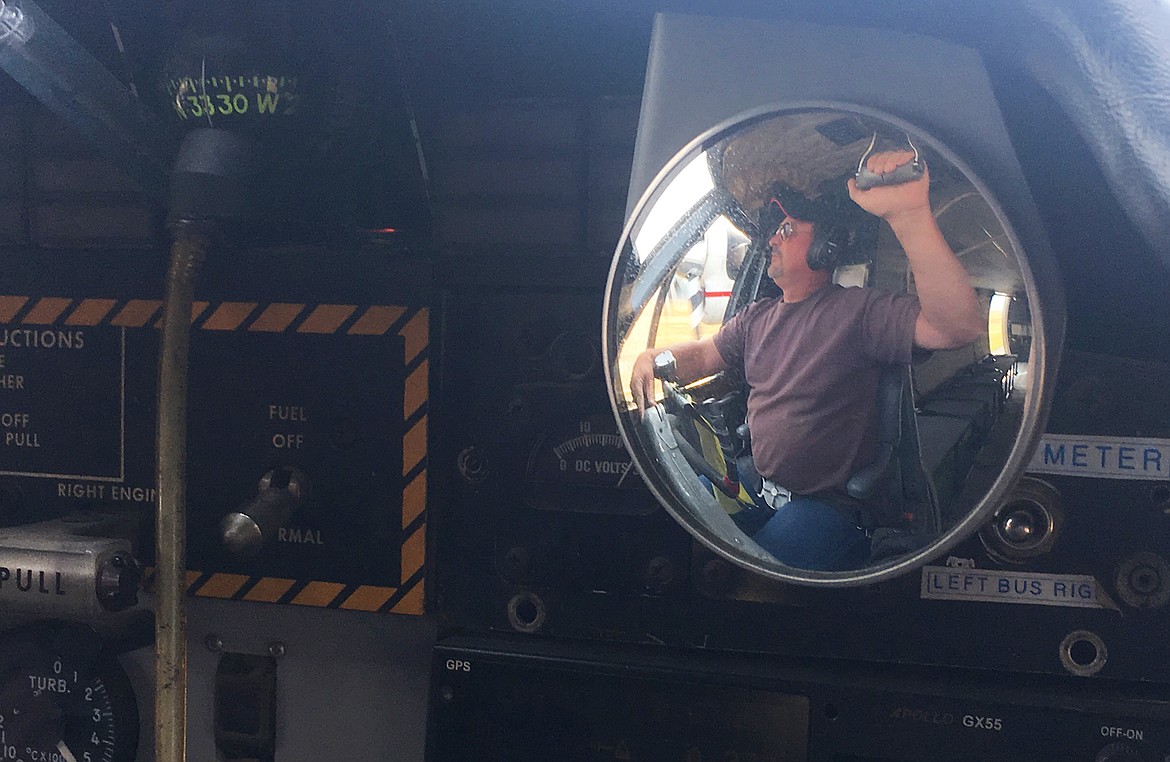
[640,405,777,566]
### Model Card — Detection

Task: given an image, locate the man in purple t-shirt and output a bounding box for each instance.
[629,150,984,570]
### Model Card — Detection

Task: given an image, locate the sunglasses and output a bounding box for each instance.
[776,220,797,242]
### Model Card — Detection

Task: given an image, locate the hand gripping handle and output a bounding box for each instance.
[854,132,925,190]
[855,158,924,190]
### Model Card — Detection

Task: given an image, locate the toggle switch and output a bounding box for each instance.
[220,467,308,559]
[981,477,1062,563]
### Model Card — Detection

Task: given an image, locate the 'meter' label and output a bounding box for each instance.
[1028,433,1170,481]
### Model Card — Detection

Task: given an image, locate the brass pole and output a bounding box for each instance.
[155,223,207,762]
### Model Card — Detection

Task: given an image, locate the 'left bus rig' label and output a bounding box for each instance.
[0,327,124,480]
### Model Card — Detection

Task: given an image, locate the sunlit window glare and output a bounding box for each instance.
[988,292,1011,355]
[632,151,714,262]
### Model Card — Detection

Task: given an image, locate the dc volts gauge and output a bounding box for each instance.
[525,414,652,515]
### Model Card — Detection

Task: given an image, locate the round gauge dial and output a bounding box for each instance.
[0,625,138,762]
[525,414,652,514]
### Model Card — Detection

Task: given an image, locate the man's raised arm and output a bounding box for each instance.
[848,150,985,350]
[629,338,728,416]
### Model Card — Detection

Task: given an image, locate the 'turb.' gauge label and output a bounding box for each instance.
[1027,433,1170,480]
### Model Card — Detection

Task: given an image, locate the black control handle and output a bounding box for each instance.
[220,467,308,559]
[652,350,678,383]
[854,158,924,190]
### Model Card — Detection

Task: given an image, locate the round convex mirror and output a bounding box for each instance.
[603,104,1053,586]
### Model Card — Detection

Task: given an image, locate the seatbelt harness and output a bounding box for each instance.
[758,478,792,510]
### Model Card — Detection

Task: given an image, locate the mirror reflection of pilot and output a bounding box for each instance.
[630,150,984,570]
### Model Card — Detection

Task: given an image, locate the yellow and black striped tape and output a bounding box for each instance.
[140,568,426,614]
[3,295,428,616]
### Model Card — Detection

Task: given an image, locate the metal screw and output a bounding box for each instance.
[457,446,488,483]
[267,641,287,659]
[506,397,527,418]
[1115,552,1170,609]
[1129,564,1162,595]
[645,556,675,589]
[204,634,223,652]
[503,546,529,573]
[330,418,358,450]
[700,558,734,595]
[1150,483,1170,511]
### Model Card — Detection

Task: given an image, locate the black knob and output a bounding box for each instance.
[652,350,677,382]
[96,553,142,612]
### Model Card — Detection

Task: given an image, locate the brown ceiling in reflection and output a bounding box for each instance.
[718,111,874,206]
[714,110,1026,296]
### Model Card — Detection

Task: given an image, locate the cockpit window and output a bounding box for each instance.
[632,152,715,262]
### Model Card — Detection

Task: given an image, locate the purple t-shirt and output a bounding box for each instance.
[713,284,920,494]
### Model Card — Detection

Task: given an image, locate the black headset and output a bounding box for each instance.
[806,218,853,271]
[766,184,876,271]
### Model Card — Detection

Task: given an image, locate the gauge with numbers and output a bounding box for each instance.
[162,73,300,123]
[525,413,652,515]
[0,624,138,762]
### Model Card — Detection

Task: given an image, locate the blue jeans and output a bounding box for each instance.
[697,475,775,536]
[752,496,871,571]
